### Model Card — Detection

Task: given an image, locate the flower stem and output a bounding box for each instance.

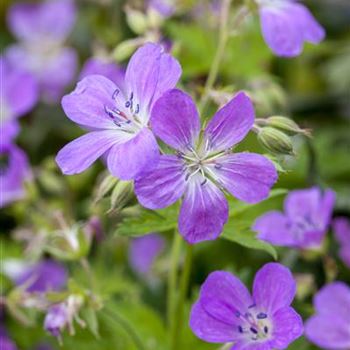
[198,0,232,114]
[167,232,182,327]
[103,309,145,350]
[170,243,193,350]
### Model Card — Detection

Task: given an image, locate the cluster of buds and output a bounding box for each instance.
[254,116,311,156]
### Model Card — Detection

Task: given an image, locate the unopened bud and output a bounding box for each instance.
[113,39,140,61]
[94,174,118,204]
[109,180,134,212]
[125,6,148,34]
[258,127,294,156]
[266,116,310,136]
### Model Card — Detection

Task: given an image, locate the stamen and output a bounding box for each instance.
[250,327,258,334]
[257,313,267,319]
[200,178,207,186]
[214,163,222,169]
[112,89,120,100]
[264,326,269,334]
[238,326,244,333]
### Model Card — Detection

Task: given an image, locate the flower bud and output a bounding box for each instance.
[113,39,140,61]
[125,6,148,34]
[257,127,294,155]
[94,173,118,204]
[109,180,134,212]
[44,303,68,338]
[266,116,310,136]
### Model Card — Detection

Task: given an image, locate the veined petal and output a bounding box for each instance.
[179,175,228,244]
[209,153,277,204]
[253,263,296,314]
[270,307,303,349]
[56,130,126,175]
[135,155,186,209]
[199,271,253,326]
[317,189,336,228]
[259,6,303,57]
[253,211,296,247]
[125,43,162,115]
[151,89,200,151]
[62,75,126,129]
[204,92,255,152]
[189,301,236,343]
[107,128,159,180]
[7,0,76,43]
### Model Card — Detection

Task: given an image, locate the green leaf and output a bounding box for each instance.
[115,205,178,237]
[82,307,100,338]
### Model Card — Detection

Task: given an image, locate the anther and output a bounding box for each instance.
[112,89,120,99]
[214,163,222,170]
[200,178,207,186]
[250,327,258,334]
[257,312,268,319]
[238,326,244,333]
[264,326,269,334]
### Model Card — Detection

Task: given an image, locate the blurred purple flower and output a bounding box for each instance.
[253,187,336,249]
[190,263,303,349]
[56,43,181,180]
[79,57,125,91]
[135,90,277,244]
[0,142,31,208]
[6,0,78,103]
[44,303,68,338]
[333,217,350,268]
[15,259,67,293]
[148,0,176,18]
[129,233,165,275]
[0,326,17,350]
[1,56,38,144]
[305,282,350,349]
[257,0,325,57]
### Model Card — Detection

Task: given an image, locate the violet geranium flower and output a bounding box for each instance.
[56,43,181,180]
[253,187,336,249]
[305,282,350,349]
[0,326,17,350]
[333,217,350,268]
[128,233,165,276]
[190,263,303,349]
[257,0,325,57]
[6,0,77,103]
[135,89,277,244]
[79,57,125,90]
[0,142,31,208]
[1,57,38,145]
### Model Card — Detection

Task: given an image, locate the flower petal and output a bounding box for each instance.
[259,7,303,57]
[253,211,296,247]
[179,175,228,244]
[125,43,162,114]
[333,217,350,245]
[305,314,350,350]
[7,0,76,42]
[199,271,253,326]
[107,128,159,180]
[204,92,255,152]
[189,301,236,343]
[56,130,125,175]
[317,189,336,228]
[62,75,125,129]
[135,155,186,209]
[314,282,350,322]
[209,153,277,204]
[270,307,303,349]
[253,263,296,313]
[151,89,200,151]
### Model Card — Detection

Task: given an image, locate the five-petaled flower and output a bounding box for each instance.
[253,187,336,249]
[135,89,277,244]
[190,263,303,349]
[305,282,350,350]
[56,43,181,180]
[257,0,325,57]
[333,217,350,269]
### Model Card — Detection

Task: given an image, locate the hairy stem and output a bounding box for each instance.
[198,0,232,114]
[170,243,193,350]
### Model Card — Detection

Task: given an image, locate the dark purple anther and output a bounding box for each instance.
[250,327,258,334]
[257,312,268,319]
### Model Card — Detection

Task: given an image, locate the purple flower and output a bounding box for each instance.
[129,233,165,275]
[135,90,277,244]
[0,142,31,208]
[44,303,68,338]
[6,0,77,103]
[56,43,181,180]
[257,0,325,57]
[190,263,303,349]
[0,326,17,350]
[79,57,125,91]
[253,187,336,249]
[333,217,350,268]
[305,282,350,349]
[148,0,176,18]
[14,259,67,293]
[1,56,38,144]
